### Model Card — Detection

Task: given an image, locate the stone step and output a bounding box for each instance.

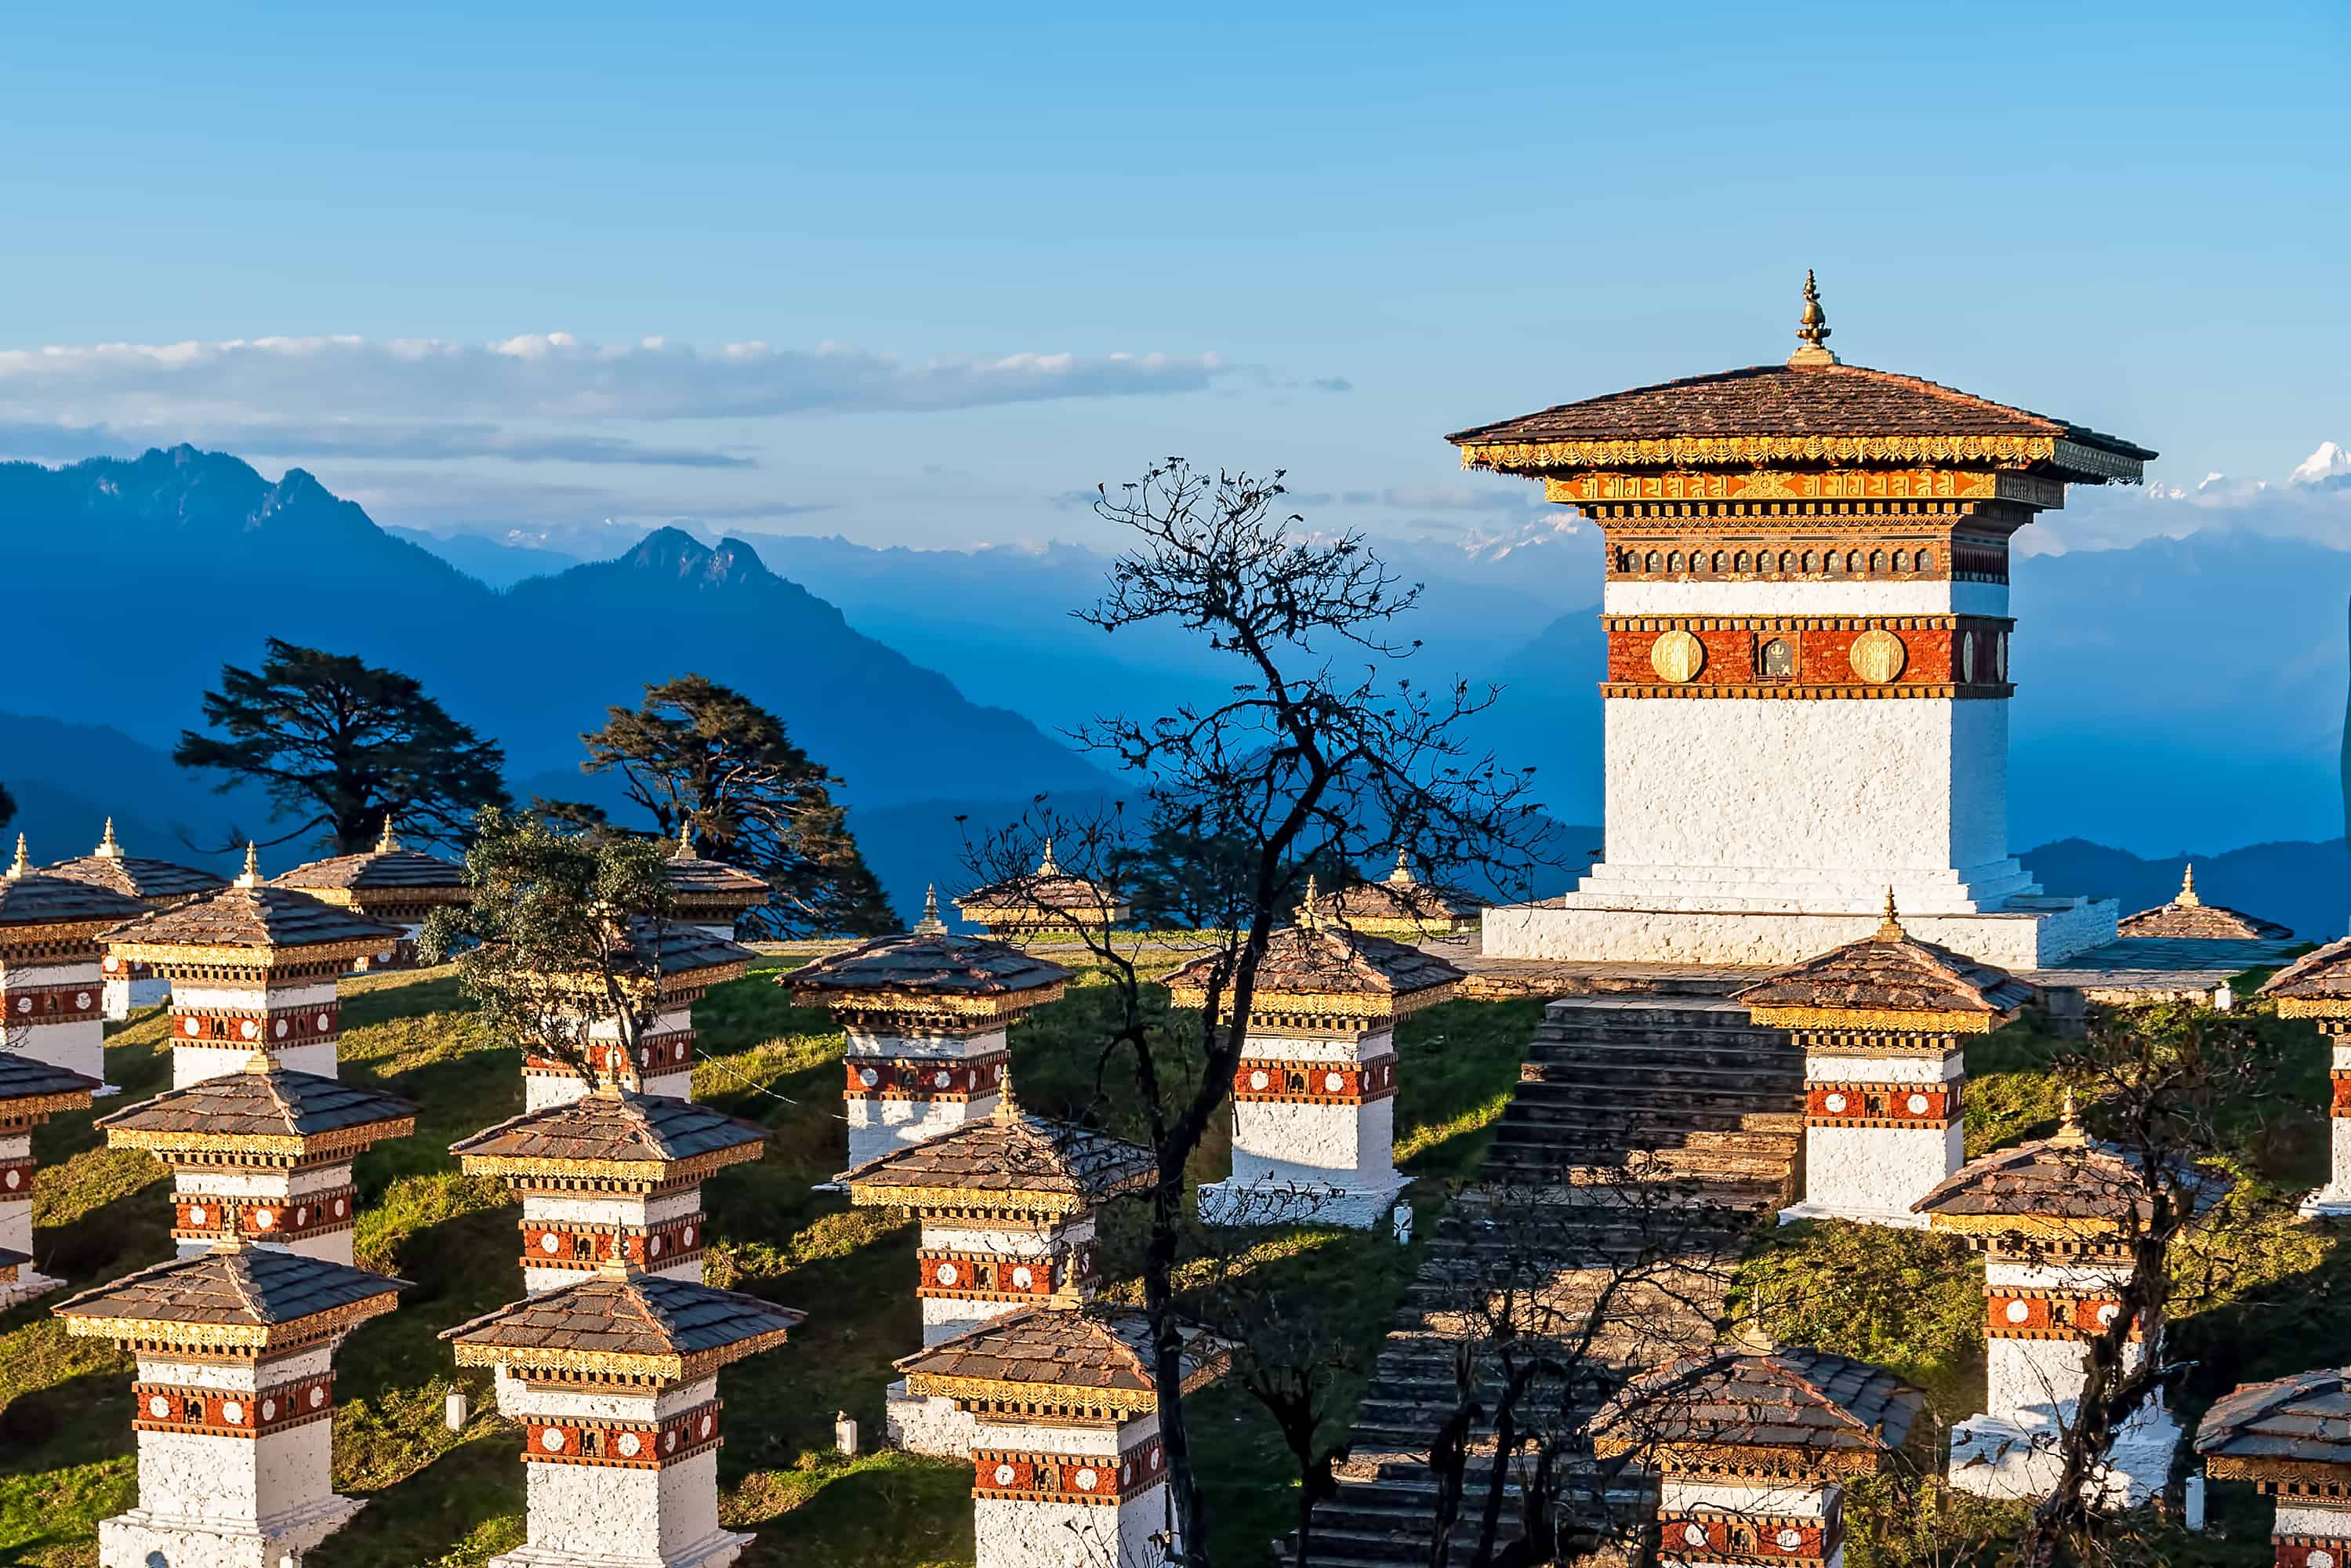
[1525,1056,1805,1090]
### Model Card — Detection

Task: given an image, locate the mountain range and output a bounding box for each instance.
[2,445,2346,928]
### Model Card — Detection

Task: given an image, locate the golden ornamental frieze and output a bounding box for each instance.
[2273,997,2351,1019]
[1544,467,2063,509]
[1601,681,2012,702]
[1461,433,2070,476]
[1749,1004,1997,1034]
[108,1121,415,1158]
[844,1181,1088,1216]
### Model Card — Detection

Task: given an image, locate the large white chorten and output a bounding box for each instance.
[1453,278,2153,969]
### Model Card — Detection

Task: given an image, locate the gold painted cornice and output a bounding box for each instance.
[107,1118,415,1160]
[1749,1004,2000,1033]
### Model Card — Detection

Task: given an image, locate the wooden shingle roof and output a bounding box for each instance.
[1448,361,2153,484]
[1162,924,1464,1014]
[840,1100,1153,1210]
[1591,1348,1922,1477]
[451,1082,767,1178]
[2196,1367,2351,1480]
[1736,903,2034,1031]
[663,829,771,909]
[2260,935,2351,1011]
[956,841,1129,928]
[895,1306,1223,1417]
[1310,857,1486,936]
[96,1056,416,1152]
[441,1268,803,1379]
[789,929,1073,1000]
[0,1050,103,1112]
[53,1243,407,1345]
[43,822,227,906]
[1910,1104,2172,1236]
[2118,866,2291,942]
[0,852,154,929]
[272,848,467,895]
[106,869,408,955]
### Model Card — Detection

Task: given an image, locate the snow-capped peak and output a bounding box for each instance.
[2290,441,2351,488]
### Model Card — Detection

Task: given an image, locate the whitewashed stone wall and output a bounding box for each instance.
[917,1220,1083,1346]
[1783,1050,1963,1227]
[1199,1028,1401,1230]
[1603,579,2010,619]
[4,957,107,1086]
[2306,1044,2351,1217]
[971,1414,1172,1568]
[491,1374,747,1568]
[2,1127,56,1302]
[842,1025,1007,1170]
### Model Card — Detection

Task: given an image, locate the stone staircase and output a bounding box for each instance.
[1285,998,1803,1568]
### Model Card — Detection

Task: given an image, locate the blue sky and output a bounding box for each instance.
[2,1,2346,552]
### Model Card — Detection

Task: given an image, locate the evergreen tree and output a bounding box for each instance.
[174,638,510,851]
[574,673,894,937]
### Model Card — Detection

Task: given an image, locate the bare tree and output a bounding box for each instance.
[2004,1001,2289,1564]
[961,460,1555,1564]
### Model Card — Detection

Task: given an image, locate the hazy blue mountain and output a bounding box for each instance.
[384,524,585,587]
[731,528,1574,751]
[2022,836,2343,945]
[0,449,1113,920]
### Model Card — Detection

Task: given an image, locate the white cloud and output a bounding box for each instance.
[0,332,1232,430]
[2025,447,2351,556]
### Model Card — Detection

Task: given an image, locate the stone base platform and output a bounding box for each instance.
[1441,935,2304,1029]
[491,1530,752,1568]
[0,1268,70,1309]
[1482,895,2117,971]
[887,1380,978,1457]
[1949,1400,2179,1506]
[1195,1173,1406,1231]
[100,1494,365,1568]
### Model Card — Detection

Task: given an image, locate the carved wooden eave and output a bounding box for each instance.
[455,1146,758,1189]
[58,1292,399,1357]
[103,1118,415,1163]
[790,982,1068,1025]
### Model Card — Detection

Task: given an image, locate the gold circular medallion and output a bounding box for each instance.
[1848,628,1907,684]
[1649,629,1706,683]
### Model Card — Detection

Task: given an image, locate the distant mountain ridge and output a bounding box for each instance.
[0,447,1116,919]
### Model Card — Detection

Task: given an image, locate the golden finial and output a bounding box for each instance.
[1037,837,1061,877]
[598,1246,633,1280]
[1789,270,1838,368]
[213,1200,249,1251]
[914,884,948,935]
[5,833,28,880]
[1300,872,1321,930]
[96,818,122,859]
[375,815,401,855]
[2176,864,2201,908]
[1874,887,1904,942]
[1387,847,1413,886]
[241,1048,274,1074]
[992,1073,1023,1123]
[671,817,695,860]
[234,842,262,889]
[2052,1086,2088,1147]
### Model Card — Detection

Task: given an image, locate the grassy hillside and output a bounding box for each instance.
[0,956,1540,1568]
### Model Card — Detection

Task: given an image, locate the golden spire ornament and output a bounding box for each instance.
[5,833,29,879]
[96,817,122,858]
[1789,269,1839,368]
[1299,872,1321,930]
[1387,847,1413,886]
[2176,864,2201,908]
[914,884,948,936]
[671,817,695,859]
[376,815,401,855]
[234,842,262,889]
[1874,886,1904,942]
[1037,837,1061,877]
[2052,1085,2089,1147]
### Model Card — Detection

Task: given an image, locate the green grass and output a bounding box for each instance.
[0,958,1541,1567]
